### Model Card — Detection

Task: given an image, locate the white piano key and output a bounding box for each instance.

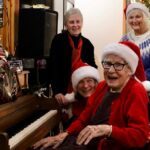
[9,110,57,149]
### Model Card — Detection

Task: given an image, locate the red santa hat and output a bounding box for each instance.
[71,62,100,91]
[101,41,146,81]
[120,41,146,81]
[126,2,150,18]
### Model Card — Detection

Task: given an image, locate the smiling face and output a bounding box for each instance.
[76,77,98,98]
[103,54,132,92]
[65,13,83,37]
[127,9,148,35]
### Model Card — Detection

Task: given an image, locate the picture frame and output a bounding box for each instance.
[126,0,141,4]
[8,59,23,72]
[63,0,74,30]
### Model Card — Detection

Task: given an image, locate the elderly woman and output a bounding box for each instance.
[33,41,149,150]
[49,8,97,102]
[121,2,150,81]
[58,63,100,129]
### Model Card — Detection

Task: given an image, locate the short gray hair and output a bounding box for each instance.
[64,8,83,25]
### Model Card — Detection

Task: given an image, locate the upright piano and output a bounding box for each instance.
[0,95,61,150]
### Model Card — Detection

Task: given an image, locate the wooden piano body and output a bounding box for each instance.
[0,95,61,150]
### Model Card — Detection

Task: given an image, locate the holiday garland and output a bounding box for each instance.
[142,0,150,11]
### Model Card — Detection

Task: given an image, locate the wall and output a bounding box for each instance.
[75,0,124,78]
[54,0,64,33]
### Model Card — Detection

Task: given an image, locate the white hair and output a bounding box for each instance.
[126,9,150,32]
[64,8,83,25]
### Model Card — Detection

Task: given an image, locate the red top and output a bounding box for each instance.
[67,78,149,149]
[72,97,87,118]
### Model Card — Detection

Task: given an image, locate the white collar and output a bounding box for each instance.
[128,30,150,43]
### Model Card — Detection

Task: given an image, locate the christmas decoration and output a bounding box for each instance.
[141,0,150,11]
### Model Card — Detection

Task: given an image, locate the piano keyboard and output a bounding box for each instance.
[9,110,58,149]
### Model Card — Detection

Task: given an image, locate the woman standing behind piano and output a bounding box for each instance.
[121,2,150,81]
[48,8,97,102]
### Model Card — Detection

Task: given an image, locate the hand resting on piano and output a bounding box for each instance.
[0,94,61,150]
[33,132,69,150]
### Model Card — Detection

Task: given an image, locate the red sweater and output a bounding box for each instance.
[72,97,87,118]
[67,78,149,150]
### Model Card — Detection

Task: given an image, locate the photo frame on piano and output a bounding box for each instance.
[8,59,23,72]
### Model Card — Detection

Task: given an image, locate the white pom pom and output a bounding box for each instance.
[64,92,75,102]
[142,81,150,92]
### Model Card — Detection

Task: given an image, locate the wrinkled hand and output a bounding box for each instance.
[33,132,69,150]
[55,93,68,105]
[76,125,112,145]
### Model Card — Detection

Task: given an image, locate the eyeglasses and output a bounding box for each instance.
[101,61,128,71]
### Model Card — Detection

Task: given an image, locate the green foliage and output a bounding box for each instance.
[142,0,150,11]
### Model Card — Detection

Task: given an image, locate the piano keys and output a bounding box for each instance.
[0,94,61,150]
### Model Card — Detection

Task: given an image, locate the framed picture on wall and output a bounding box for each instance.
[126,0,142,5]
[63,0,74,30]
[64,0,74,12]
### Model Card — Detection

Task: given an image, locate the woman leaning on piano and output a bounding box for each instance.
[33,41,150,150]
[48,8,97,102]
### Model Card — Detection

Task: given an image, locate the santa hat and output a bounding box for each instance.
[101,41,146,81]
[120,41,146,81]
[126,2,150,18]
[71,63,100,91]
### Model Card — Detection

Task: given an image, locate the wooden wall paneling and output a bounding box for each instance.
[14,0,19,56]
[2,0,10,53]
[2,0,19,56]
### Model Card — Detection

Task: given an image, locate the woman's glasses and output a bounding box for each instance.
[101,61,128,71]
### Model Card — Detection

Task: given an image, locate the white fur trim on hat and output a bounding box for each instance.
[101,43,139,74]
[142,80,150,92]
[126,2,150,18]
[71,66,100,90]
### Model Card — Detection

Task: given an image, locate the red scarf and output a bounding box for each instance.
[67,34,83,93]
[68,34,83,72]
